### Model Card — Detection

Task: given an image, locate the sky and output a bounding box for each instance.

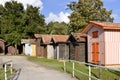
[0,0,120,23]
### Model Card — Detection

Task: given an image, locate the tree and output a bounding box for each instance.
[23,5,45,37]
[67,0,114,33]
[0,1,24,45]
[0,1,45,54]
[46,22,69,35]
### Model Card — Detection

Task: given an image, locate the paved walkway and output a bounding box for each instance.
[0,56,78,80]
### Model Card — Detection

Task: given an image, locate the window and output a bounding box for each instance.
[92,31,98,38]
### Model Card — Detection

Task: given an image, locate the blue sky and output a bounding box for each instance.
[41,0,120,23]
[0,0,120,23]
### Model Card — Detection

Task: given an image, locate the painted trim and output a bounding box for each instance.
[104,64,120,66]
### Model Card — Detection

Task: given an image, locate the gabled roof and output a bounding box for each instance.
[34,34,42,38]
[0,39,6,42]
[41,35,52,44]
[68,33,86,42]
[81,21,120,33]
[21,39,36,44]
[52,35,69,43]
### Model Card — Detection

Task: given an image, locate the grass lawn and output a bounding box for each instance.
[28,56,120,80]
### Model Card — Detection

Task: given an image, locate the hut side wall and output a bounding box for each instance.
[104,30,120,65]
[78,43,86,62]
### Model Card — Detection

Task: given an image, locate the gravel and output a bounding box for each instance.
[0,56,78,80]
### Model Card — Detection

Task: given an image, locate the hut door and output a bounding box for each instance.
[92,42,99,63]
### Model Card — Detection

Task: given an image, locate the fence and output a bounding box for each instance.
[0,60,13,80]
[0,60,21,80]
[63,60,120,80]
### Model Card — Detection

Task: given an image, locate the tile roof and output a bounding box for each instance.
[81,21,120,33]
[34,34,42,38]
[68,33,86,42]
[52,35,69,43]
[73,33,86,42]
[21,39,36,44]
[0,39,6,42]
[41,35,52,44]
[90,21,120,29]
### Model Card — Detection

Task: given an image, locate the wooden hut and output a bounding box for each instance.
[81,21,120,66]
[67,33,87,62]
[21,39,32,55]
[51,35,69,60]
[6,44,19,55]
[30,39,37,56]
[35,34,53,58]
[34,34,41,57]
[21,39,36,56]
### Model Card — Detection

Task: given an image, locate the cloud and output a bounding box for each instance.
[45,12,70,24]
[0,0,43,10]
[111,14,120,22]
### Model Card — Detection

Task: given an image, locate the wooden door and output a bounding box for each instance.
[69,43,75,60]
[92,42,99,63]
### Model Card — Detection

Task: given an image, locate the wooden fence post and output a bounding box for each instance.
[10,62,13,74]
[89,65,91,80]
[64,60,66,72]
[72,62,75,77]
[4,64,7,80]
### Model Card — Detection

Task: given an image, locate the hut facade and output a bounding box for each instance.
[67,33,87,62]
[21,39,36,56]
[82,21,120,66]
[35,34,53,58]
[51,35,69,60]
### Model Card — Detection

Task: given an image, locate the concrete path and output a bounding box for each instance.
[0,56,78,80]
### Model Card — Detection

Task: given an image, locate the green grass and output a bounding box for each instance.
[28,56,120,80]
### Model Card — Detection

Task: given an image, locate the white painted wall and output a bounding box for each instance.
[25,43,32,55]
[47,45,54,59]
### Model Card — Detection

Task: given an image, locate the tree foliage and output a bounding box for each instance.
[67,0,114,33]
[0,1,45,45]
[46,22,69,35]
[23,5,45,37]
